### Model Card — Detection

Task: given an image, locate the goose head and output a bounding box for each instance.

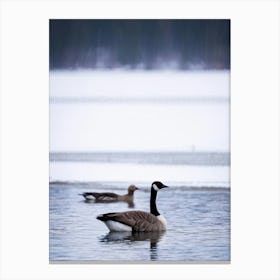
[151,181,169,192]
[128,184,138,195]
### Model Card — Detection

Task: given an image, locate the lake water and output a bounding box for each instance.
[49,182,230,262]
[49,70,230,262]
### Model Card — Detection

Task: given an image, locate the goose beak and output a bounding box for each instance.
[162,184,169,188]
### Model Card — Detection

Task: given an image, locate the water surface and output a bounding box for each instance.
[49,183,230,262]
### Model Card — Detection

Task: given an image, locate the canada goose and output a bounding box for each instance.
[81,185,138,204]
[96,181,168,232]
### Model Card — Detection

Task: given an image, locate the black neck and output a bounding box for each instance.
[150,187,160,216]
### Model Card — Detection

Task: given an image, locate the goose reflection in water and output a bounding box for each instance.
[99,231,165,261]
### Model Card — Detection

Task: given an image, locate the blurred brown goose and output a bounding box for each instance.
[81,185,138,204]
[96,181,168,232]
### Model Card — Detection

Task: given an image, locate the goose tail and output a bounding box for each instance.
[96,213,115,221]
[96,214,106,221]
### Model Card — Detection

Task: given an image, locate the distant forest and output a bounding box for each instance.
[50,19,230,70]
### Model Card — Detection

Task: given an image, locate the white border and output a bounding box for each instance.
[0,0,279,279]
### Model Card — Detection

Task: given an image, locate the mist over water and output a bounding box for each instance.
[50,70,229,152]
[50,70,229,102]
[49,70,230,186]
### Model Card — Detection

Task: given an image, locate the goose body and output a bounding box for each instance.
[97,181,168,232]
[82,185,138,203]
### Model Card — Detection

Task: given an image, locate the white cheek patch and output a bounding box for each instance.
[152,184,159,191]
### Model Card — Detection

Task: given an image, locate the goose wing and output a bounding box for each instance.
[98,211,164,231]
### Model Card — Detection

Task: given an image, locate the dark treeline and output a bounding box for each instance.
[50,19,230,70]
